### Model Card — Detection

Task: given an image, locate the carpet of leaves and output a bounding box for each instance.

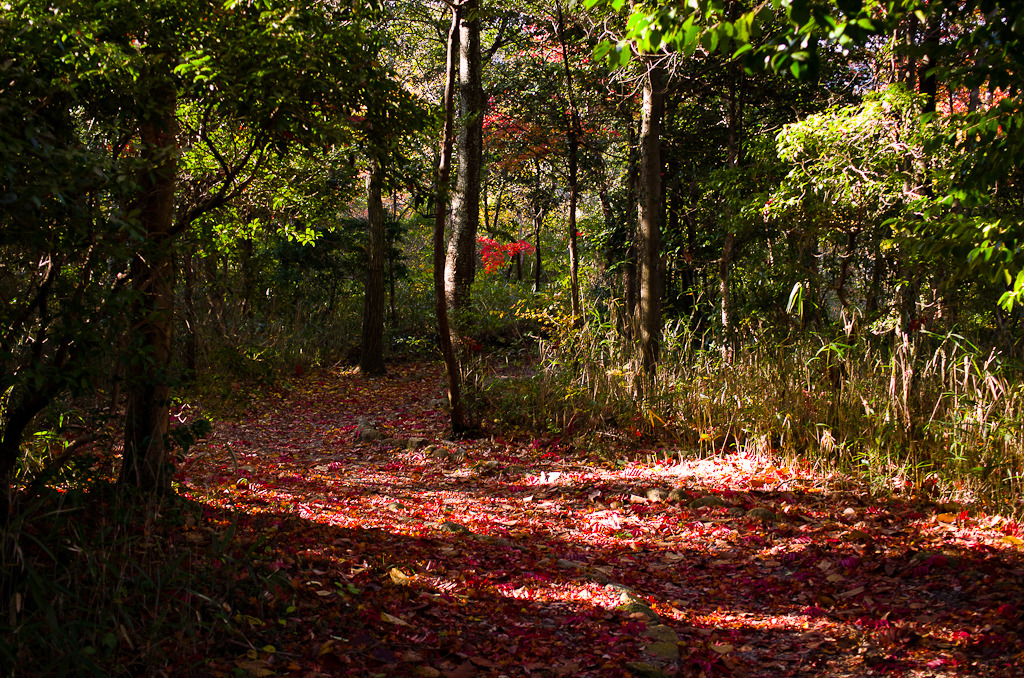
[179,364,1024,678]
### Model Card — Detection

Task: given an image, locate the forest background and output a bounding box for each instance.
[2,0,1024,674]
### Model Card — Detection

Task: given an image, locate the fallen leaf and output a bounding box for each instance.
[838,586,865,599]
[390,567,413,585]
[381,612,411,626]
[236,660,273,677]
[442,660,477,678]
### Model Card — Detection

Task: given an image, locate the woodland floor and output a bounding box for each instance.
[176,362,1024,678]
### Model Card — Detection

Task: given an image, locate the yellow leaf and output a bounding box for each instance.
[937,513,957,523]
[389,567,412,586]
[1001,535,1023,546]
[711,643,734,654]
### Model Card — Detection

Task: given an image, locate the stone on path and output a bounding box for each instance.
[689,495,728,509]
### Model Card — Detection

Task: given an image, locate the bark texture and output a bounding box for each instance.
[434,6,469,434]
[359,156,387,375]
[119,78,178,495]
[637,67,664,379]
[444,0,483,314]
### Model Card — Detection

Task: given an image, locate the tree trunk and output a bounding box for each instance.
[637,65,664,380]
[556,0,582,322]
[182,248,198,379]
[119,79,178,496]
[434,5,469,434]
[623,111,639,339]
[866,234,886,318]
[444,0,483,314]
[359,155,387,375]
[719,229,735,343]
[718,64,743,360]
[533,201,544,291]
[0,391,52,519]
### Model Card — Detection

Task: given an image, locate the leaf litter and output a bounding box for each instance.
[179,363,1024,677]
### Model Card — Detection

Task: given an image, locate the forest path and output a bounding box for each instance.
[181,362,1024,678]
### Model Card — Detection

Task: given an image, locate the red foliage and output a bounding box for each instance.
[478,236,535,274]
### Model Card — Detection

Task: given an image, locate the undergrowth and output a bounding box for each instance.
[477,306,1024,519]
[0,479,287,677]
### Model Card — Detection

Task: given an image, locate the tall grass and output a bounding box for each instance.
[480,308,1024,516]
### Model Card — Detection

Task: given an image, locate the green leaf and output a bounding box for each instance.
[614,43,632,67]
[732,42,753,59]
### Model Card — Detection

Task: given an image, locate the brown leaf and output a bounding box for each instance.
[838,585,865,599]
[843,529,870,542]
[314,640,336,659]
[442,660,477,678]
[381,611,411,626]
[236,660,273,677]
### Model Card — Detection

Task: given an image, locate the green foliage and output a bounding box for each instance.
[769,85,942,219]
[585,0,876,78]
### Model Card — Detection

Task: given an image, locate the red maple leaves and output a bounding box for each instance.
[478,236,535,274]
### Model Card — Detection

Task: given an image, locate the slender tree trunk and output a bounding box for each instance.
[917,10,939,116]
[866,236,886,318]
[182,248,198,379]
[637,65,664,380]
[119,78,178,495]
[556,0,582,322]
[718,64,743,360]
[359,155,387,375]
[719,230,734,333]
[533,201,544,291]
[444,0,483,314]
[434,6,469,434]
[623,112,639,339]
